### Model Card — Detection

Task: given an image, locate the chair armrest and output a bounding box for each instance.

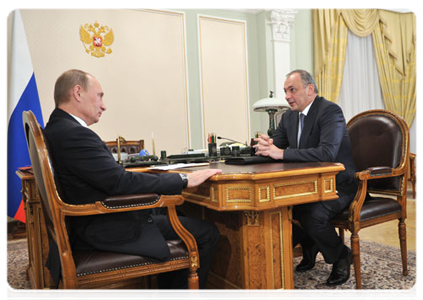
[356,166,393,180]
[58,194,185,216]
[346,179,368,230]
[101,193,161,209]
[368,166,393,176]
[410,153,420,160]
[409,153,416,178]
[348,166,399,229]
[99,194,185,211]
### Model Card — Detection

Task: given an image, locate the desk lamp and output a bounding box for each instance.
[253,91,290,137]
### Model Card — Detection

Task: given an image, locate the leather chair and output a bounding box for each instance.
[409,153,420,199]
[331,109,409,289]
[22,110,200,289]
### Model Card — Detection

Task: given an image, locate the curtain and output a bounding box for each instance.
[339,31,420,153]
[313,9,348,104]
[372,10,416,126]
[338,31,385,122]
[312,9,416,127]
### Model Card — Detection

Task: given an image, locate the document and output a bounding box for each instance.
[148,162,210,170]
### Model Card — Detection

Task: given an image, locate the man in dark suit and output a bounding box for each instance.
[44,69,222,288]
[254,69,358,286]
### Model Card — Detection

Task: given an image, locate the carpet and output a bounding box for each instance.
[293,239,416,289]
[7,238,416,290]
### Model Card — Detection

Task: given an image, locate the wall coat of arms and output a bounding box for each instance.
[80,21,114,58]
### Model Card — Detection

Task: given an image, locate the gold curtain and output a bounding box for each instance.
[341,9,379,37]
[312,9,416,126]
[313,9,348,104]
[372,10,416,126]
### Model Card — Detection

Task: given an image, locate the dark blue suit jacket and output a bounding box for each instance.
[272,96,357,212]
[44,108,184,260]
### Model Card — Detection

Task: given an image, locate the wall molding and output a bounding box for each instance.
[197,14,251,147]
[221,9,265,15]
[217,8,420,15]
[269,9,298,99]
[269,9,298,43]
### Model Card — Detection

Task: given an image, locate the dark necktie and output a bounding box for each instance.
[298,113,305,147]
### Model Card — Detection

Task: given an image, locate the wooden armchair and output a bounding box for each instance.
[409,153,420,199]
[331,109,409,289]
[22,110,199,289]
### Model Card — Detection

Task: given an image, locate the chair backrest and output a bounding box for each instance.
[23,111,58,239]
[105,140,144,154]
[347,109,409,193]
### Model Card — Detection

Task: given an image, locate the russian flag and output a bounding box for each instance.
[7,10,44,223]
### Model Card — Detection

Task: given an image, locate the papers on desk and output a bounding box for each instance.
[148,162,210,171]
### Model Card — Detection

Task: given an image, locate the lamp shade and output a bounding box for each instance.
[253,91,290,137]
[253,92,290,113]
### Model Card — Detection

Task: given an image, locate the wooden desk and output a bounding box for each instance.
[16,170,55,289]
[137,161,344,289]
[17,161,343,289]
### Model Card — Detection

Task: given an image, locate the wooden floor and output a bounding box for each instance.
[344,184,416,252]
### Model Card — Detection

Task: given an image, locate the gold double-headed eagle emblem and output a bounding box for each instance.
[80,21,114,58]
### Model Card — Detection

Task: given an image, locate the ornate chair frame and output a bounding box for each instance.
[332,109,409,289]
[23,110,199,289]
[408,153,416,198]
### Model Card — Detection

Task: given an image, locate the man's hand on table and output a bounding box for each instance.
[253,134,284,160]
[187,169,222,188]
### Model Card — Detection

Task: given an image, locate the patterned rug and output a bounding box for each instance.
[7,238,416,290]
[293,239,416,289]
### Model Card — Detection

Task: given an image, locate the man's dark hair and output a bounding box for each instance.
[287,69,319,94]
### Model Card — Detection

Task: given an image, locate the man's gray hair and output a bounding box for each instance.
[287,69,319,94]
[54,69,91,107]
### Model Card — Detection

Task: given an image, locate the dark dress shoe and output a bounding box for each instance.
[296,244,319,272]
[326,247,353,286]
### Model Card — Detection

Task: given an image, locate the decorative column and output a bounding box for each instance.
[269,9,298,98]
